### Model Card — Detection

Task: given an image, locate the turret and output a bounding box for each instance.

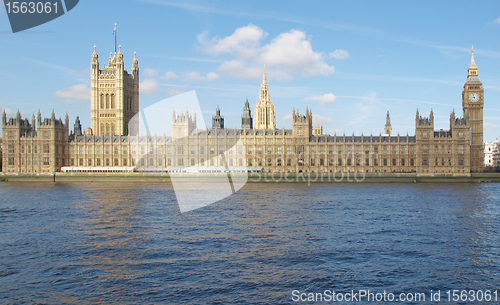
[74,116,83,136]
[131,52,139,76]
[384,110,392,135]
[2,109,6,126]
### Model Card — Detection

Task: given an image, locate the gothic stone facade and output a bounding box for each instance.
[1,46,483,176]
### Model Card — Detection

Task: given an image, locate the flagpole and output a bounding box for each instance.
[114,23,117,54]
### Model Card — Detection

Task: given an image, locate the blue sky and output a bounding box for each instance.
[1,0,500,140]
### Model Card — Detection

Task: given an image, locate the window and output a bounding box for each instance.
[392,146,397,155]
[79,146,83,155]
[114,159,119,166]
[374,146,378,155]
[401,146,406,154]
[411,159,415,166]
[311,158,315,166]
[422,158,428,166]
[458,145,464,154]
[287,146,292,154]
[277,158,282,166]
[123,159,127,166]
[374,158,379,166]
[106,158,110,166]
[96,158,101,166]
[459,158,464,166]
[97,146,101,155]
[177,146,183,154]
[365,146,370,155]
[383,146,387,154]
[298,128,303,136]
[79,158,83,166]
[329,158,334,166]
[459,131,464,138]
[383,158,387,166]
[8,145,14,154]
[435,146,439,154]
[21,145,25,154]
[267,147,272,155]
[44,158,50,166]
[356,146,361,154]
[320,158,324,166]
[191,147,196,155]
[268,158,272,166]
[248,147,253,155]
[28,145,31,154]
[167,159,172,166]
[258,146,262,154]
[365,158,370,166]
[356,158,361,166]
[347,158,352,166]
[338,158,342,166]
[105,146,110,155]
[8,158,14,166]
[402,158,406,166]
[88,159,92,166]
[167,146,172,155]
[88,147,93,155]
[287,158,292,166]
[392,159,397,166]
[422,145,428,154]
[277,147,282,155]
[123,147,128,154]
[435,158,439,166]
[423,131,428,138]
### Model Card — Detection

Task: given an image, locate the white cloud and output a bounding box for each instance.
[143,68,178,80]
[313,114,334,125]
[198,24,266,58]
[143,68,158,78]
[219,60,264,80]
[283,114,293,121]
[164,71,179,79]
[183,71,219,82]
[140,78,160,94]
[305,93,337,104]
[53,84,90,100]
[199,24,334,80]
[494,17,500,24]
[329,49,350,60]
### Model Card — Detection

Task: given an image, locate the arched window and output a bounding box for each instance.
[106,94,110,109]
[100,94,104,109]
[111,94,115,109]
[111,124,115,134]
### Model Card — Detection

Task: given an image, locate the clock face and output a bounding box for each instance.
[469,92,480,103]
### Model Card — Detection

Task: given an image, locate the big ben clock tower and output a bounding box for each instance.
[462,46,484,172]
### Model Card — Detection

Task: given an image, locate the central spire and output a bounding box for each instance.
[262,65,267,85]
[469,45,477,69]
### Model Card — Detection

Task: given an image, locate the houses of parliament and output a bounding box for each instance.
[1,44,484,176]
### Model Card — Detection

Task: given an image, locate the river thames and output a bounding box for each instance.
[1,182,499,304]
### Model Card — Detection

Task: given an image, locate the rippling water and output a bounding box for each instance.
[1,182,499,304]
